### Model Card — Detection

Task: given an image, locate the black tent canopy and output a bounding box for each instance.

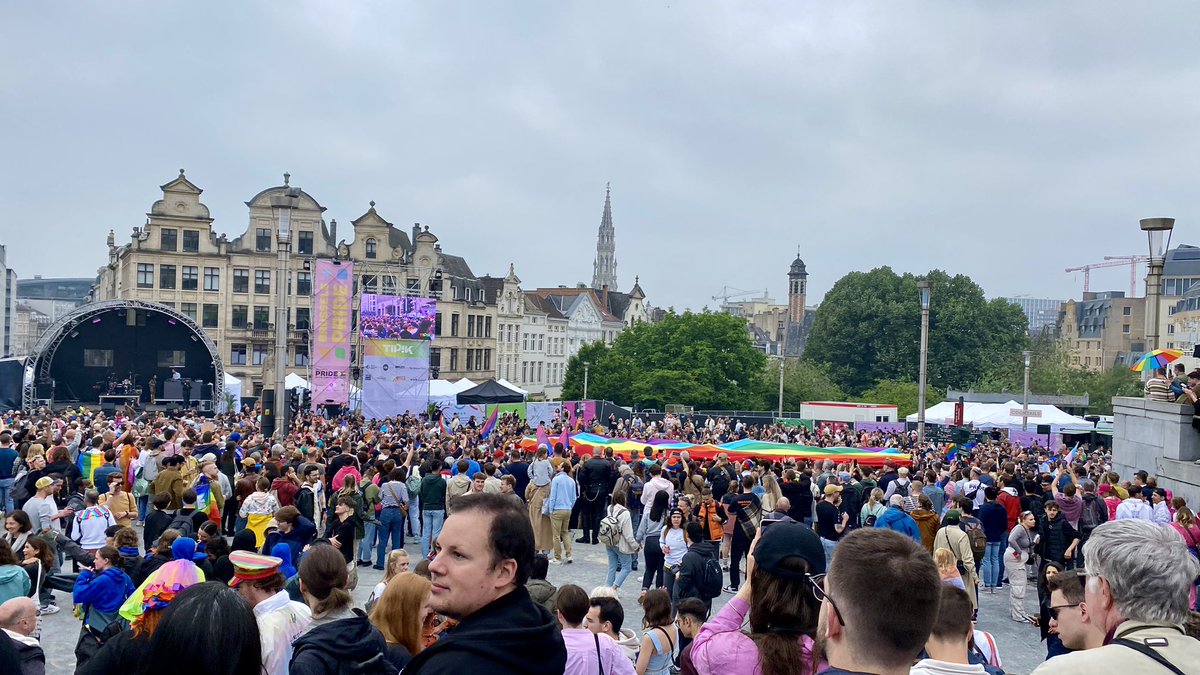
[455,379,525,404]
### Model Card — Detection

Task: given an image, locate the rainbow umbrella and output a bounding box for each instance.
[1131,348,1184,372]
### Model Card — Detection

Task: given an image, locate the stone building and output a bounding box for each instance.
[720,251,816,356]
[1058,291,1146,372]
[95,171,496,395]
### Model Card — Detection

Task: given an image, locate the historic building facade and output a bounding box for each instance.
[95,171,496,395]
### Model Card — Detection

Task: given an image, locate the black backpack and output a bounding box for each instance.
[166,512,195,539]
[10,474,33,506]
[699,554,724,599]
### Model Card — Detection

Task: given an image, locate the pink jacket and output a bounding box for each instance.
[690,598,824,675]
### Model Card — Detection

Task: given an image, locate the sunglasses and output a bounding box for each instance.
[1049,603,1080,620]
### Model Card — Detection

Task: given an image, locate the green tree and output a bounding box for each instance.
[803,267,1028,395]
[858,379,943,418]
[562,311,767,409]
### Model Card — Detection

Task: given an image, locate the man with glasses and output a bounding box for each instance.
[0,596,43,673]
[1044,570,1103,655]
[1032,519,1200,674]
[816,528,942,675]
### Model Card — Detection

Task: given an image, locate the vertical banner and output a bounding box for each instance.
[362,339,430,418]
[311,261,354,410]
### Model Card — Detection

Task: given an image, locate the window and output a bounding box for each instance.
[137,263,154,288]
[435,313,443,336]
[254,306,271,327]
[204,267,220,291]
[406,278,420,294]
[256,228,272,252]
[363,275,377,292]
[160,228,177,251]
[295,307,310,330]
[484,349,491,371]
[538,334,543,351]
[295,345,309,366]
[252,344,269,366]
[159,264,176,289]
[297,231,313,255]
[181,266,198,290]
[467,316,475,338]
[229,344,247,365]
[365,238,377,259]
[451,314,459,337]
[430,347,441,369]
[383,276,397,294]
[182,230,200,252]
[1123,306,1132,316]
[233,269,249,293]
[180,303,197,321]
[485,316,492,338]
[450,348,459,371]
[157,350,186,367]
[1123,324,1131,333]
[254,270,270,294]
[537,362,542,383]
[202,304,218,328]
[295,271,311,296]
[465,349,474,371]
[84,349,113,368]
[1168,323,1176,334]
[522,362,528,382]
[231,305,248,328]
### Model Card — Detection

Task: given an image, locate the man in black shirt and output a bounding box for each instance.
[720,475,760,591]
[815,484,849,570]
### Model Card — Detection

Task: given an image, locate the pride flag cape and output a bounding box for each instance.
[518,432,911,467]
[480,406,499,439]
[77,450,104,485]
[194,481,221,525]
[536,423,552,455]
[119,559,205,623]
[438,413,450,437]
[1063,443,1080,465]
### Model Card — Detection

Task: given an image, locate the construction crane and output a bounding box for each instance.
[711,286,771,304]
[1064,255,1149,295]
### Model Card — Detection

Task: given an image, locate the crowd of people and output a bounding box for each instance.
[0,405,1196,674]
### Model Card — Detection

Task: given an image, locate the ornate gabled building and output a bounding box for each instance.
[96,171,497,396]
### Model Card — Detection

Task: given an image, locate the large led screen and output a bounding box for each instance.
[359,294,436,341]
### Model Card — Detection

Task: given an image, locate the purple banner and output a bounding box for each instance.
[854,422,906,433]
[563,400,597,431]
[1007,430,1056,448]
[310,260,354,410]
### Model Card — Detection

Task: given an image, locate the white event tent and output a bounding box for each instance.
[906,400,1093,431]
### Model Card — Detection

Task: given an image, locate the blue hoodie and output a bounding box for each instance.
[73,566,135,614]
[874,505,922,543]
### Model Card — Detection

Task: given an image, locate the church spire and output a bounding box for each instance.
[592,182,617,290]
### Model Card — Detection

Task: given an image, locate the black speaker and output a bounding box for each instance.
[1192,344,1200,358]
[1036,424,1051,435]
[261,389,276,438]
[100,402,116,415]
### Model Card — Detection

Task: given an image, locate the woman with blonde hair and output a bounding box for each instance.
[368,549,409,608]
[933,547,965,591]
[859,487,886,527]
[370,572,432,671]
[760,472,782,513]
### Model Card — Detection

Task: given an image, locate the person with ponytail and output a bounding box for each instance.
[690,522,825,675]
[289,542,390,674]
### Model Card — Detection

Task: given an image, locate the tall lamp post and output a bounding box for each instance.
[916,280,931,448]
[1022,350,1032,431]
[272,181,302,439]
[777,356,785,419]
[582,361,590,400]
[1141,217,1175,353]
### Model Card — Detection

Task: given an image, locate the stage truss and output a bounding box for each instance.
[22,300,225,412]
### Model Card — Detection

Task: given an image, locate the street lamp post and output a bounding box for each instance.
[777,356,785,419]
[1141,217,1175,353]
[916,280,931,448]
[1022,350,1032,432]
[582,361,590,400]
[272,181,302,440]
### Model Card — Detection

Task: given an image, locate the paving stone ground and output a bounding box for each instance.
[37,533,1049,674]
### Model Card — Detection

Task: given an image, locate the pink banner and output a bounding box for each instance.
[310,260,354,410]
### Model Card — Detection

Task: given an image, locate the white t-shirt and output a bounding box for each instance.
[23,495,59,533]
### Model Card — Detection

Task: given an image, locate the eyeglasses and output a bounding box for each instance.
[1049,603,1079,620]
[807,574,846,627]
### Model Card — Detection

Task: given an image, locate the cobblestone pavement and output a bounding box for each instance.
[37,536,1049,674]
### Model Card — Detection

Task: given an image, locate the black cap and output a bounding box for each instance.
[753,522,826,577]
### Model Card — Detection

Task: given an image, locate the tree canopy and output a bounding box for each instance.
[802,267,1029,396]
[562,310,767,410]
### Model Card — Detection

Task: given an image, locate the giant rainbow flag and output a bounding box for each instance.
[518,432,910,466]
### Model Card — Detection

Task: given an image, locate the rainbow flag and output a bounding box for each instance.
[438,413,450,437]
[536,422,552,455]
[518,432,911,467]
[945,445,958,463]
[194,481,221,525]
[77,450,104,486]
[480,406,499,439]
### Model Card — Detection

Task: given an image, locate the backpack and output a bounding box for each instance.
[10,474,33,506]
[1080,496,1107,536]
[598,508,622,547]
[699,554,724,599]
[965,481,981,501]
[166,512,195,539]
[864,512,878,527]
[963,520,987,560]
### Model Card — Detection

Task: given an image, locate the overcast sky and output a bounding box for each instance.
[4,2,1200,311]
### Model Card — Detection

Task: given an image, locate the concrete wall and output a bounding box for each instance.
[1112,396,1200,506]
